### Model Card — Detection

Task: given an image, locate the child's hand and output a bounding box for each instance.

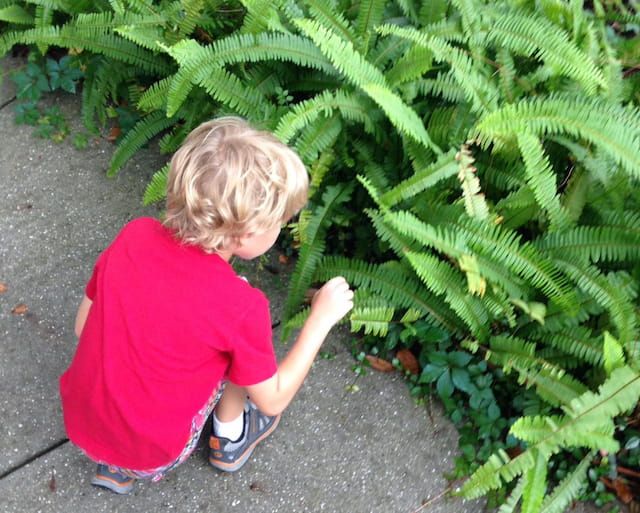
[310,276,354,327]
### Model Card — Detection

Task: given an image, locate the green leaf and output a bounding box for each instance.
[451,367,475,394]
[449,351,473,367]
[436,368,454,397]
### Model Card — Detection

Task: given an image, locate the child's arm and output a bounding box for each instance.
[245,276,354,416]
[74,295,93,338]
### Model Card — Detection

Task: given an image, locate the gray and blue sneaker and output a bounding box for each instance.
[91,464,135,494]
[209,402,280,472]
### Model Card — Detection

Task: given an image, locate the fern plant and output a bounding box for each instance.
[298,1,640,510]
[2,0,640,508]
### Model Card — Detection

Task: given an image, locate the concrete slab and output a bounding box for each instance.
[0,62,164,476]
[1,54,21,105]
[0,346,486,513]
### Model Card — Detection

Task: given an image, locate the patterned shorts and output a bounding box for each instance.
[97,383,224,482]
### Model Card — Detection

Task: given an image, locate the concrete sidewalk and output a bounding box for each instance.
[0,55,608,513]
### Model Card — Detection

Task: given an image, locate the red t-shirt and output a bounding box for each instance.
[59,218,277,469]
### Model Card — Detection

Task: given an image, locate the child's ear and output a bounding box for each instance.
[237,232,255,243]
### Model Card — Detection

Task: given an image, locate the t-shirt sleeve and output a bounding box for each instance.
[225,293,277,387]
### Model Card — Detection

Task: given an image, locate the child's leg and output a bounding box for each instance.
[214,382,247,421]
[212,382,246,441]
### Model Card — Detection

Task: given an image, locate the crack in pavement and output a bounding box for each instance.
[0,438,69,480]
[0,96,16,111]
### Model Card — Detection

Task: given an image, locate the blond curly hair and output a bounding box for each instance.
[164,117,309,253]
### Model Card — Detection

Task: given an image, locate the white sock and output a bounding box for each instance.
[213,411,244,441]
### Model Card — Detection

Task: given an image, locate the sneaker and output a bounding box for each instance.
[91,464,135,494]
[209,402,280,472]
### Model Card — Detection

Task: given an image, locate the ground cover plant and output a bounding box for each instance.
[1,0,640,510]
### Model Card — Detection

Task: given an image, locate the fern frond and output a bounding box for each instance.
[521,448,547,513]
[308,147,335,190]
[531,326,604,367]
[306,0,357,47]
[114,24,165,51]
[275,90,375,144]
[0,4,34,24]
[498,475,525,513]
[495,187,539,230]
[354,0,385,51]
[108,111,177,176]
[461,366,640,499]
[293,18,440,153]
[239,0,288,34]
[294,113,341,164]
[516,132,572,232]
[563,364,640,422]
[377,24,499,114]
[456,142,489,221]
[378,149,458,207]
[1,25,173,74]
[293,18,385,86]
[511,415,615,451]
[539,451,594,513]
[313,257,462,332]
[418,0,448,24]
[475,95,640,179]
[163,32,334,116]
[555,261,638,347]
[368,33,410,70]
[198,67,272,118]
[427,105,476,149]
[361,82,441,153]
[172,0,205,40]
[281,184,354,340]
[142,163,169,205]
[488,334,588,406]
[385,45,433,87]
[537,213,640,264]
[137,76,172,112]
[405,250,491,339]
[350,303,395,337]
[486,10,607,95]
[363,207,435,260]
[416,74,468,104]
[451,218,579,314]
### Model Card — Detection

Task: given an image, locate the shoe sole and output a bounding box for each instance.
[91,474,135,495]
[209,414,280,472]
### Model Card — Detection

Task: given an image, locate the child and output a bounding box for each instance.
[59,117,354,494]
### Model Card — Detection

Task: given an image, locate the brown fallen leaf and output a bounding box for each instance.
[601,476,634,504]
[107,125,122,142]
[365,355,395,372]
[12,304,28,315]
[0,282,7,293]
[396,348,420,375]
[278,254,290,265]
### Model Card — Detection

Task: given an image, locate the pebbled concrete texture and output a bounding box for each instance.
[0,55,622,513]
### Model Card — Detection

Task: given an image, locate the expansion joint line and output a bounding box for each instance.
[0,438,69,480]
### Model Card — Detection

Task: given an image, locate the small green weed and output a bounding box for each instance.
[10,51,87,146]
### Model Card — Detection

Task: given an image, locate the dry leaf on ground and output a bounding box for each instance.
[0,283,7,293]
[396,348,420,375]
[12,304,28,315]
[365,355,395,372]
[601,476,634,503]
